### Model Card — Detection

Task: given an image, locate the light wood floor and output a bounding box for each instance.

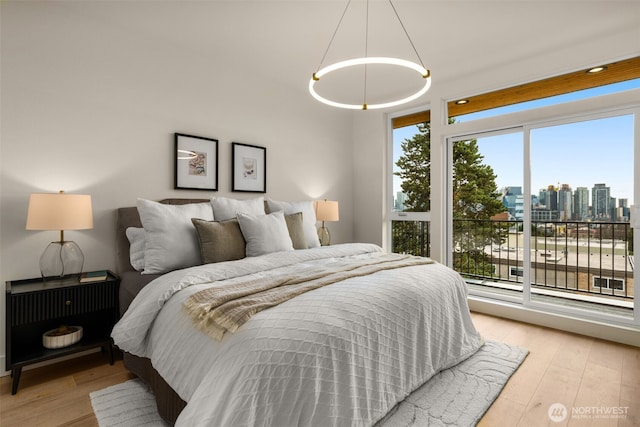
[0,312,638,427]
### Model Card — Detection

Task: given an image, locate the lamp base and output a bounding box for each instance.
[317,227,331,246]
[40,240,84,279]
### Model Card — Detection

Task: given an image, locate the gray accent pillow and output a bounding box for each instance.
[236,211,294,257]
[284,212,308,250]
[265,199,321,248]
[191,218,246,264]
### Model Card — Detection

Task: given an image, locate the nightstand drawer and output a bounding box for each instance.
[10,282,118,325]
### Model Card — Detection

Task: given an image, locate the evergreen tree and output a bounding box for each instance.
[394,121,507,276]
[395,122,431,212]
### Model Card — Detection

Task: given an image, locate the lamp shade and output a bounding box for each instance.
[315,200,339,222]
[26,191,93,279]
[26,192,93,231]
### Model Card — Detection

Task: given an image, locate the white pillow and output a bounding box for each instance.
[210,196,265,221]
[137,199,214,274]
[265,199,320,248]
[125,227,146,271]
[236,211,294,257]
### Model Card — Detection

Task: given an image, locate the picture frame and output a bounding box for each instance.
[174,133,218,191]
[232,142,266,193]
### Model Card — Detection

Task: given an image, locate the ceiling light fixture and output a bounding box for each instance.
[310,0,430,110]
[586,65,607,74]
[455,99,469,105]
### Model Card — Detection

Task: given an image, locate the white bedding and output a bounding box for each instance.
[112,243,483,426]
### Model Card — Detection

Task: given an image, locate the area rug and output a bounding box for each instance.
[91,340,527,427]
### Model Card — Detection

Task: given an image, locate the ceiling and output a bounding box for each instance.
[60,0,640,110]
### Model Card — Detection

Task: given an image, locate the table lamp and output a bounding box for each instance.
[26,191,93,279]
[315,199,339,246]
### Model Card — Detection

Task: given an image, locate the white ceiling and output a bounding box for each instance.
[61,0,640,109]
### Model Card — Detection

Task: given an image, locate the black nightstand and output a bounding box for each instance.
[5,271,119,394]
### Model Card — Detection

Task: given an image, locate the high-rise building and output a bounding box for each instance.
[557,184,572,221]
[610,197,617,221]
[502,187,523,220]
[573,187,589,220]
[538,188,549,208]
[395,192,407,211]
[547,185,558,211]
[619,198,630,220]
[592,183,611,219]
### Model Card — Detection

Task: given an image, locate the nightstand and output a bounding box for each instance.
[5,271,119,394]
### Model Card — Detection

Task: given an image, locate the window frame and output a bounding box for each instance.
[442,90,640,327]
[592,276,626,293]
[386,105,432,252]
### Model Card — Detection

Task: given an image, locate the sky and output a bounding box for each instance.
[478,114,634,204]
[393,80,638,206]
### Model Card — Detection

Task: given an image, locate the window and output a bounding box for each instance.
[509,266,524,278]
[593,277,625,292]
[449,109,636,323]
[389,110,431,257]
[387,56,639,327]
[445,93,637,326]
[450,129,524,293]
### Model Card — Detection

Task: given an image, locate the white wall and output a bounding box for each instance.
[352,113,386,245]
[0,1,354,368]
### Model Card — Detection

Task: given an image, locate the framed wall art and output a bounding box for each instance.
[232,142,266,193]
[174,133,218,191]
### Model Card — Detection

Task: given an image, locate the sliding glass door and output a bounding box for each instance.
[448,129,524,303]
[528,114,635,322]
[447,111,638,325]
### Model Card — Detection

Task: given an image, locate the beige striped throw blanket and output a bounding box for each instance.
[184,253,434,341]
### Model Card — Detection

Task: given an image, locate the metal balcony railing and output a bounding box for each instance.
[391,219,634,301]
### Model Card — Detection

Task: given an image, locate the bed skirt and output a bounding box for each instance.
[123,352,186,425]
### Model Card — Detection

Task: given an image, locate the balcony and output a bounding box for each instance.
[392,218,634,316]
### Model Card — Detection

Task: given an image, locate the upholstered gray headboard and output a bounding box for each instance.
[116,198,210,316]
[115,198,209,274]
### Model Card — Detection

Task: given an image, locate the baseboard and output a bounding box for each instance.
[469,296,640,347]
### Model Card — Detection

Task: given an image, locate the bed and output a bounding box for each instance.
[112,198,483,426]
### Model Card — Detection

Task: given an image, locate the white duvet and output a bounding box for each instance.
[112,243,483,426]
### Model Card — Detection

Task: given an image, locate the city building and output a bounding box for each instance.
[394,192,407,211]
[573,187,589,221]
[557,184,572,221]
[592,183,611,219]
[501,186,524,220]
[547,185,558,211]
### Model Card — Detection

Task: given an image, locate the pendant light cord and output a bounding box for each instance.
[388,0,426,70]
[315,0,353,73]
[363,0,369,108]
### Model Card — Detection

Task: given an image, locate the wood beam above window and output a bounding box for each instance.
[392,110,431,129]
[391,56,640,129]
[448,56,640,118]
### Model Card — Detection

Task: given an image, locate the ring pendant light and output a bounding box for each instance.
[310,0,431,110]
